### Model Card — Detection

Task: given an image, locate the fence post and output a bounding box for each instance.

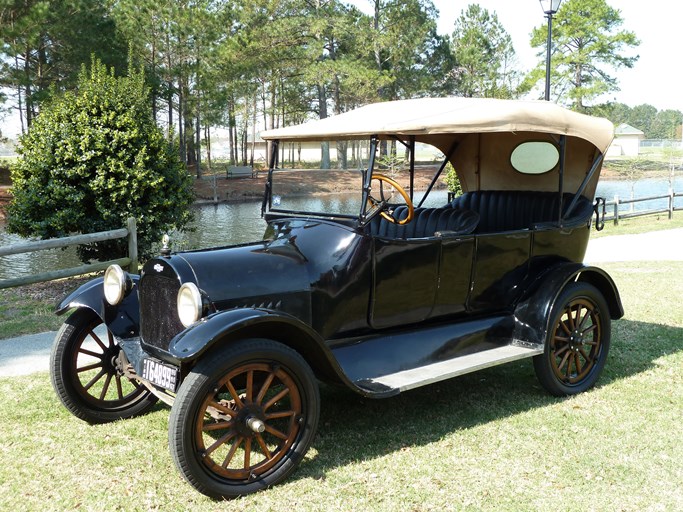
[613,194,619,226]
[669,189,674,220]
[127,217,138,273]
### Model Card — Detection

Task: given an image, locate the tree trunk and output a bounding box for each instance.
[151,39,157,121]
[195,112,201,179]
[204,124,212,173]
[228,98,236,165]
[250,92,257,167]
[195,61,201,178]
[318,84,330,169]
[168,82,174,139]
[178,81,185,163]
[166,30,173,139]
[373,0,385,99]
[23,46,33,128]
[15,54,25,134]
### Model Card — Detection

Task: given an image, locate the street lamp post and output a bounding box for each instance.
[539,0,562,101]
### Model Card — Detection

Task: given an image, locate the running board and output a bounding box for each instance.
[357,345,543,394]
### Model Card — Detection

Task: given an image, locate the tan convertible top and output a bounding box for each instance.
[261,97,614,154]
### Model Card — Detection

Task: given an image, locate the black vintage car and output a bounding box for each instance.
[51,97,623,498]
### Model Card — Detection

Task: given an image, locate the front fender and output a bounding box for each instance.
[55,276,141,339]
[169,308,326,362]
[513,263,623,346]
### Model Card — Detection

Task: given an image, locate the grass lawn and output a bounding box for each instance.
[591,210,683,238]
[0,261,681,511]
[0,277,88,340]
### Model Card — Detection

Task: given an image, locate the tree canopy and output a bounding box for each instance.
[1,0,677,170]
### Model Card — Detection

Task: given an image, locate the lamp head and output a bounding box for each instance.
[539,0,562,15]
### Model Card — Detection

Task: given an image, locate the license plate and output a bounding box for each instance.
[141,358,179,392]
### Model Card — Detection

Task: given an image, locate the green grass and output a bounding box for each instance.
[0,278,86,339]
[0,261,681,511]
[591,210,683,238]
[0,287,65,339]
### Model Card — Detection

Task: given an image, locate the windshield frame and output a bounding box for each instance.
[263,137,387,224]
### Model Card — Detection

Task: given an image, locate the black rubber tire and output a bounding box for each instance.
[168,338,320,499]
[534,282,611,396]
[50,308,158,424]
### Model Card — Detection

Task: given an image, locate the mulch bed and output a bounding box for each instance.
[9,275,93,302]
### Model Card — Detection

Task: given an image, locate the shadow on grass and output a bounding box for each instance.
[291,318,682,482]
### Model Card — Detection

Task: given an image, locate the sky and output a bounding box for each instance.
[349,0,683,113]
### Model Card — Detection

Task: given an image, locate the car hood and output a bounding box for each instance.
[172,236,311,311]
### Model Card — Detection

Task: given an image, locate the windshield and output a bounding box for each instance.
[267,138,449,219]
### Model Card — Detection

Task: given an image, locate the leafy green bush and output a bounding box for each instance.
[444,163,462,197]
[6,59,194,262]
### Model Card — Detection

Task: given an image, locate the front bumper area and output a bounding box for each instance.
[118,336,181,404]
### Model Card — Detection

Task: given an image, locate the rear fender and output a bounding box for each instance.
[513,264,623,346]
[169,308,344,383]
[55,276,141,339]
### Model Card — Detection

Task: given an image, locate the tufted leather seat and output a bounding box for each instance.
[449,191,593,233]
[369,206,479,239]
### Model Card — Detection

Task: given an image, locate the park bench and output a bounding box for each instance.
[227,165,254,178]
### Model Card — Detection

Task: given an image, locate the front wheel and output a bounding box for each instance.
[50,308,158,424]
[533,282,611,396]
[169,339,320,499]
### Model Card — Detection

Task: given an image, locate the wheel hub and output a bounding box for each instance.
[568,330,584,352]
[101,344,120,371]
[235,404,266,437]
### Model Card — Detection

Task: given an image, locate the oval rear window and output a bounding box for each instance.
[510,142,559,174]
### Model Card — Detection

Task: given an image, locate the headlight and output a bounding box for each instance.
[103,264,129,305]
[177,282,203,327]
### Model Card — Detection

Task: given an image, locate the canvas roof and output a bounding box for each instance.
[261,97,614,154]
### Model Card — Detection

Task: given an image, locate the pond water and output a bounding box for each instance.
[1,178,681,281]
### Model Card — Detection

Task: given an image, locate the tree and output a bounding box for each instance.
[650,109,683,140]
[0,0,127,132]
[369,0,441,101]
[6,59,194,262]
[528,0,639,109]
[608,157,649,211]
[450,4,520,98]
[593,102,682,139]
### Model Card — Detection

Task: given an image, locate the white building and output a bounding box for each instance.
[607,123,645,157]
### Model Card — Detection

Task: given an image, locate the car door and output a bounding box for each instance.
[468,231,531,312]
[369,234,474,329]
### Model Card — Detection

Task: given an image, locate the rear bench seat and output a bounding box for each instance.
[369,206,479,239]
[449,191,593,233]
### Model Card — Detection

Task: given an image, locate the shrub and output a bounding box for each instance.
[6,59,194,262]
[444,163,462,197]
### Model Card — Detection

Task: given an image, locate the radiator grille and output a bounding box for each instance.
[139,273,184,351]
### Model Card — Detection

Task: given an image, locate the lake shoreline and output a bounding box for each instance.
[1,166,678,222]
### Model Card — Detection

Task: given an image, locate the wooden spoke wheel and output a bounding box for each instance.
[169,339,319,499]
[50,308,157,424]
[534,282,611,396]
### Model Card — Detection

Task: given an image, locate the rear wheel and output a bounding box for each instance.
[534,282,611,396]
[50,308,158,424]
[169,339,320,498]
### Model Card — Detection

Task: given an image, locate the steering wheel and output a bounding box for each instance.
[368,174,415,225]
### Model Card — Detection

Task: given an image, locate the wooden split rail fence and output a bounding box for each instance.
[0,218,138,289]
[603,190,682,225]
